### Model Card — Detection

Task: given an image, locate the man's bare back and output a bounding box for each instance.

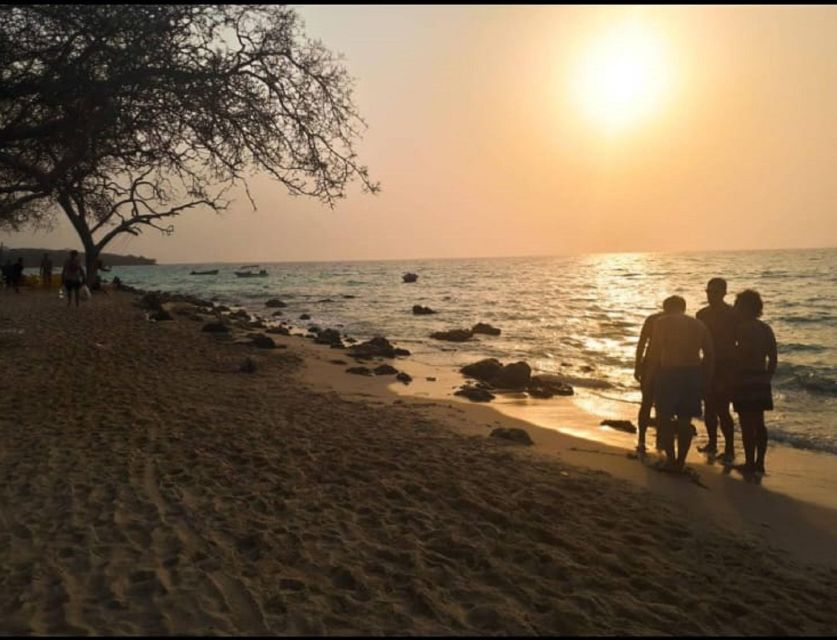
[649,313,713,369]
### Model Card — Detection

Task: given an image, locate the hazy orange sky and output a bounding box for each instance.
[5,4,837,263]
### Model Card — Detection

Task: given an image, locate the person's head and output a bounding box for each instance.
[663,295,687,314]
[706,277,727,304]
[16,257,22,264]
[734,289,763,319]
[69,250,78,259]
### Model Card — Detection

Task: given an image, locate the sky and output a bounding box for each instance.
[4,4,837,263]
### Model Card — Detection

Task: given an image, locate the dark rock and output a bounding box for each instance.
[455,385,495,402]
[250,334,276,349]
[215,304,231,313]
[600,419,637,434]
[271,310,284,317]
[493,362,532,390]
[229,309,249,320]
[248,320,266,329]
[348,337,410,360]
[265,299,287,308]
[373,364,398,376]
[138,291,165,311]
[150,309,173,322]
[490,427,533,445]
[201,322,229,334]
[430,328,473,342]
[402,272,418,283]
[528,374,574,397]
[412,305,436,315]
[346,366,373,376]
[266,326,290,336]
[472,322,501,336]
[307,325,321,334]
[460,358,503,383]
[299,313,311,320]
[314,328,344,347]
[396,372,412,384]
[239,358,257,373]
[342,294,357,299]
[329,359,348,365]
[344,337,357,344]
[317,298,335,303]
[426,377,437,382]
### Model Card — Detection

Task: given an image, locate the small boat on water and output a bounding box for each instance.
[240,264,260,270]
[402,272,418,283]
[190,269,219,275]
[235,269,268,278]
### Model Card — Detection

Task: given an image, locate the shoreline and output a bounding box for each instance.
[2,288,836,634]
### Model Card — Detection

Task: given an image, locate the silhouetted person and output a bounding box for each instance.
[696,277,737,461]
[732,290,777,476]
[89,258,109,294]
[634,303,669,453]
[645,295,714,473]
[62,250,85,307]
[1,260,11,289]
[40,253,53,289]
[11,257,23,293]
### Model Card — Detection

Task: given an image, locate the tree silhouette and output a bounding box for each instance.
[0,5,378,277]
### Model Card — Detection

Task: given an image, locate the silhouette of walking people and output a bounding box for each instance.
[62,250,85,307]
[40,253,53,289]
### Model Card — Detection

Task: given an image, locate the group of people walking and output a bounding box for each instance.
[634,278,777,477]
[0,251,109,306]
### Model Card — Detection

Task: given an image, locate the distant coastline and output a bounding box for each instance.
[0,246,156,266]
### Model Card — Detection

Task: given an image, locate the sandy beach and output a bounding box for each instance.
[1,289,836,635]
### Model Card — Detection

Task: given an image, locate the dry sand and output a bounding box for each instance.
[1,289,836,635]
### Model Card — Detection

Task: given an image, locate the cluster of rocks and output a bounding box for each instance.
[345,363,412,385]
[430,322,502,342]
[347,337,410,360]
[454,358,574,403]
[412,305,436,315]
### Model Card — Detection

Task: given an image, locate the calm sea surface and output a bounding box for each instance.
[105,249,836,456]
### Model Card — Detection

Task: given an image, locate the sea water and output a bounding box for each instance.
[106,248,836,457]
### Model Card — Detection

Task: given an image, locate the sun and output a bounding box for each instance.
[571,22,672,134]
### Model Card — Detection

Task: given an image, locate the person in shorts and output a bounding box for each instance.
[634,302,674,454]
[645,295,715,473]
[732,289,777,476]
[61,250,85,307]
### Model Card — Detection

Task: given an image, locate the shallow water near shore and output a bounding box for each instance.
[103,247,836,459]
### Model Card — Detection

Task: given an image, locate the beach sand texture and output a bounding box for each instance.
[1,291,836,635]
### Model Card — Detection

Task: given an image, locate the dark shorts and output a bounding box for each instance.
[655,366,703,419]
[733,373,773,413]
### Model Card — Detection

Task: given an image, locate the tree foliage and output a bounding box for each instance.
[0,4,377,268]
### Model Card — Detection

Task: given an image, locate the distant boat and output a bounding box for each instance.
[240,264,260,269]
[235,269,268,278]
[402,272,418,283]
[190,269,219,275]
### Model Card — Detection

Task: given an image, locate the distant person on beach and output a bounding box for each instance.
[634,304,668,454]
[696,277,738,461]
[61,250,85,307]
[1,260,11,290]
[645,295,715,473]
[89,258,110,295]
[11,257,24,293]
[732,290,777,475]
[40,253,53,289]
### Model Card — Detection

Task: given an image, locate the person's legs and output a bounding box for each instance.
[675,415,694,471]
[699,391,719,453]
[657,411,676,467]
[717,397,735,458]
[66,285,72,306]
[754,411,767,473]
[637,390,653,451]
[738,411,756,471]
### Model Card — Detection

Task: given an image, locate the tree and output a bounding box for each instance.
[0,4,378,278]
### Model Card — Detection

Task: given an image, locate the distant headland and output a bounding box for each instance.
[0,245,156,266]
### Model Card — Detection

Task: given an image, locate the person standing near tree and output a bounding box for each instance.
[61,250,85,307]
[11,257,23,293]
[40,253,53,289]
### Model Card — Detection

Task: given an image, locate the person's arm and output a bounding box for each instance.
[766,324,777,379]
[634,317,652,381]
[701,323,715,386]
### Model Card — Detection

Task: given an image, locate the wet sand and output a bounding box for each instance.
[1,289,836,635]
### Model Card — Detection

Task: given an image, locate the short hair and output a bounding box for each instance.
[707,277,727,293]
[735,289,763,318]
[663,295,686,313]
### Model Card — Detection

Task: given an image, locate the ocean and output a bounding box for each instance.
[102,248,836,457]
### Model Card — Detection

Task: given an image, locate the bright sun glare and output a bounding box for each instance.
[572,22,672,134]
